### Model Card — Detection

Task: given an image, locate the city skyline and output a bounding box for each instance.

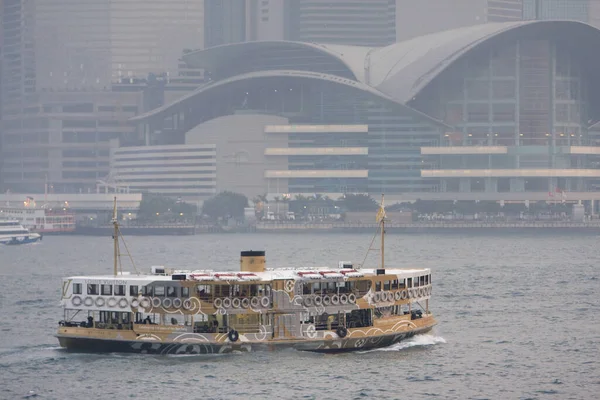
[3,0,600,204]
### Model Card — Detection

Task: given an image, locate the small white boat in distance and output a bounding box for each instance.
[0,220,42,245]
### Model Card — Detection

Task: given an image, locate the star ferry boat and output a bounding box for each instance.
[57,197,436,354]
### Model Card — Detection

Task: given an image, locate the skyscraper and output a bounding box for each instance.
[204,0,247,48]
[1,0,35,114]
[290,0,397,46]
[33,0,204,88]
[487,0,524,21]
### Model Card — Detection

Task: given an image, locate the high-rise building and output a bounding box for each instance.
[1,0,205,193]
[205,0,397,48]
[487,0,523,21]
[109,0,204,81]
[34,0,112,90]
[33,0,204,88]
[1,0,35,115]
[290,0,397,46]
[523,0,588,21]
[204,0,247,48]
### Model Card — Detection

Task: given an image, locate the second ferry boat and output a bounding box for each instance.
[56,196,436,354]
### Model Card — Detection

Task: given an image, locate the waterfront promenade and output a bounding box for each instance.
[253,220,600,234]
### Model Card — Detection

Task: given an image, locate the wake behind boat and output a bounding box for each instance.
[56,196,436,354]
[0,220,42,245]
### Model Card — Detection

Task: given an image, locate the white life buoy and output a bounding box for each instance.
[140,297,151,308]
[331,294,339,305]
[260,296,270,308]
[348,293,356,304]
[183,298,193,310]
[339,294,348,304]
[388,291,395,302]
[162,298,172,309]
[374,292,381,303]
[222,298,232,308]
[71,296,82,306]
[84,297,94,307]
[394,291,402,301]
[172,298,182,309]
[152,297,162,308]
[107,297,118,308]
[214,298,223,308]
[314,296,323,306]
[303,296,313,307]
[118,298,128,309]
[130,298,140,308]
[401,290,408,300]
[241,298,250,308]
[251,297,260,308]
[323,295,331,306]
[232,298,241,308]
[95,297,105,307]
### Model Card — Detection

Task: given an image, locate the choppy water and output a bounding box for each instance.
[1,233,599,400]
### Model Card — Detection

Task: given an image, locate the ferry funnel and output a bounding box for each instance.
[240,250,266,273]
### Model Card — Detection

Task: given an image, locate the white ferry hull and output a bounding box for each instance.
[0,233,42,245]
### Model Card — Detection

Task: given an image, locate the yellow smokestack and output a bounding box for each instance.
[240,250,266,273]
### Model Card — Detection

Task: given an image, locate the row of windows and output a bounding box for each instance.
[75,283,191,298]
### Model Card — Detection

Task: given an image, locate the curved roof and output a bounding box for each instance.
[368,20,600,102]
[130,69,450,128]
[183,41,372,82]
[134,20,600,124]
[182,20,600,104]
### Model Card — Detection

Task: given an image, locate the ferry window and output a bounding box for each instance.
[375,281,382,292]
[420,276,425,286]
[407,278,412,288]
[129,285,139,296]
[355,280,370,295]
[182,287,190,297]
[391,280,398,290]
[166,286,177,297]
[196,285,211,297]
[122,313,130,324]
[303,283,311,295]
[383,281,391,290]
[73,283,82,295]
[87,284,99,295]
[142,286,153,296]
[154,286,165,296]
[101,284,112,295]
[115,285,125,296]
[399,279,406,289]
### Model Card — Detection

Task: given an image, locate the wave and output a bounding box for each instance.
[359,334,446,353]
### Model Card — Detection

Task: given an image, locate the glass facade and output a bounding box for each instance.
[414,37,596,193]
[523,0,589,21]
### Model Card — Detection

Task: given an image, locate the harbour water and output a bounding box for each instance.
[1,233,599,399]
